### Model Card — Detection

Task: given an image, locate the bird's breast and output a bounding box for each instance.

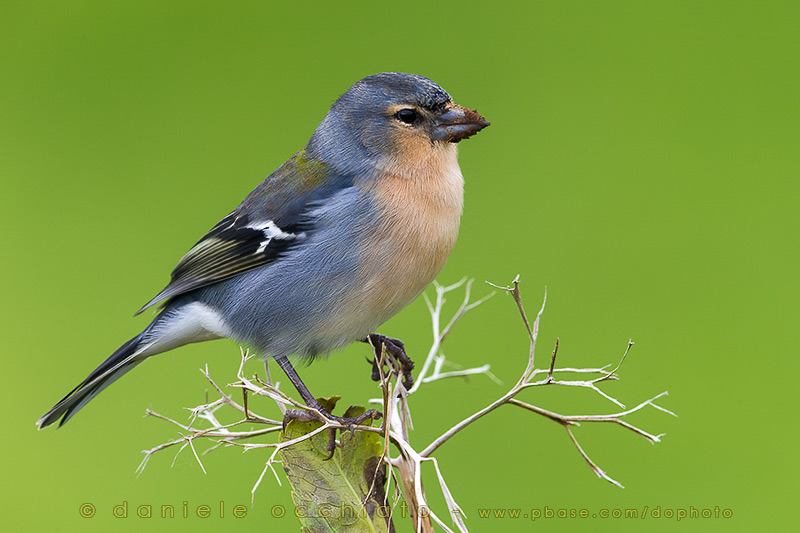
[354,144,465,325]
[282,144,465,352]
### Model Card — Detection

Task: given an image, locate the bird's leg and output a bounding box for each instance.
[274,355,382,458]
[364,334,415,389]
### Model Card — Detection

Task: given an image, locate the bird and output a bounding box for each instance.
[37,72,489,434]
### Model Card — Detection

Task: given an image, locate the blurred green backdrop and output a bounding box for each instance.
[2,1,797,531]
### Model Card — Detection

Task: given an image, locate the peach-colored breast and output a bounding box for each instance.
[356,142,465,326]
[309,141,466,348]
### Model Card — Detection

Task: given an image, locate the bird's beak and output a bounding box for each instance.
[432,104,490,143]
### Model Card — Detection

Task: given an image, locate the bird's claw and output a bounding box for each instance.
[282,408,323,431]
[282,407,383,461]
[366,334,415,389]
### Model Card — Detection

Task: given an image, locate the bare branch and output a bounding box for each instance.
[547,338,559,382]
[418,278,670,494]
[565,425,624,488]
[410,278,494,394]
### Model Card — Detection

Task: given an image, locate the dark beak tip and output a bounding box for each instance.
[461,106,485,123]
[464,108,490,133]
[434,104,490,142]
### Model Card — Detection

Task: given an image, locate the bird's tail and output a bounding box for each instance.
[36,332,152,429]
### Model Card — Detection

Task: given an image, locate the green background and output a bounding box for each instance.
[2,1,797,531]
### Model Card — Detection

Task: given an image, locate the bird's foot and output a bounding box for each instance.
[365,333,415,389]
[282,406,383,460]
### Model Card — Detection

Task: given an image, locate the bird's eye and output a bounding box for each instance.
[395,108,418,124]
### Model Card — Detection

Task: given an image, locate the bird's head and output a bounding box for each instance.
[308,72,489,176]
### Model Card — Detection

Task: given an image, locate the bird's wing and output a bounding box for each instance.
[134,212,306,314]
[136,149,350,315]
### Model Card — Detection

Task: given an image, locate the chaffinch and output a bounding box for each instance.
[37,72,489,430]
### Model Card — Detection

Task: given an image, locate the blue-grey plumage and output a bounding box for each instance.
[37,72,489,429]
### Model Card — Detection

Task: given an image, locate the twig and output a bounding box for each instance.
[419,277,672,490]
